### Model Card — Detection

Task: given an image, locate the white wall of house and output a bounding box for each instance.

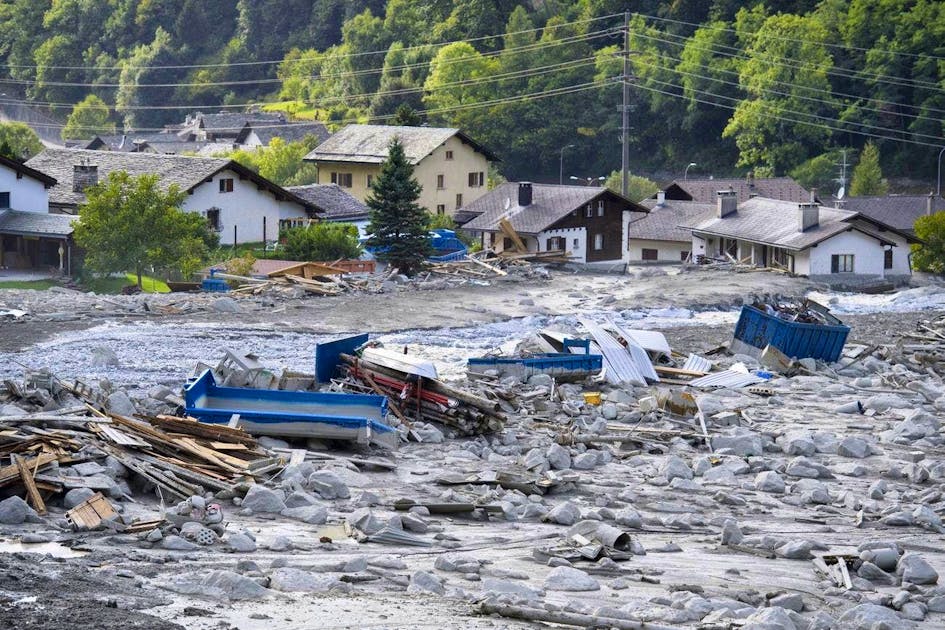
[184,169,309,244]
[0,164,49,213]
[849,219,911,277]
[629,238,690,263]
[414,135,491,216]
[807,230,885,277]
[539,227,586,263]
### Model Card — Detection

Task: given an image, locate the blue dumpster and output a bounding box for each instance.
[733,305,850,362]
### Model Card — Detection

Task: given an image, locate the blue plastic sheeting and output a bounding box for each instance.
[362,229,467,261]
[314,333,369,383]
[733,305,850,362]
[185,369,397,448]
[467,353,602,380]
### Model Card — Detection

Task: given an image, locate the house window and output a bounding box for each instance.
[367,174,374,188]
[586,204,593,218]
[445,150,454,160]
[503,237,514,250]
[0,192,9,208]
[436,204,445,215]
[597,200,604,217]
[456,193,463,209]
[573,238,579,248]
[436,174,445,189]
[831,254,854,273]
[642,248,658,261]
[206,208,221,231]
[331,172,353,188]
[681,250,690,262]
[468,171,484,187]
[546,236,564,251]
[593,234,604,250]
[884,249,893,270]
[218,178,234,193]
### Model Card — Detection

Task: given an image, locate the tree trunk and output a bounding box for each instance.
[136,267,143,290]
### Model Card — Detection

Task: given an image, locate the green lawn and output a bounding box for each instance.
[0,279,60,290]
[82,274,171,294]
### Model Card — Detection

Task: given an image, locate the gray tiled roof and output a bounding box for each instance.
[304,124,497,164]
[837,195,945,233]
[253,122,330,146]
[683,197,860,251]
[25,148,316,212]
[666,177,811,203]
[0,209,76,236]
[632,199,715,242]
[462,183,646,234]
[285,184,369,221]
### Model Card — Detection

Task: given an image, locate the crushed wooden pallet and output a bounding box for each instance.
[65,492,118,530]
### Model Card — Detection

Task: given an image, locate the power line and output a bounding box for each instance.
[4,13,624,72]
[632,11,945,64]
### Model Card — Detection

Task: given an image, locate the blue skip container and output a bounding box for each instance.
[733,305,850,363]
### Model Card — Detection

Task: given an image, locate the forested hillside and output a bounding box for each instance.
[2,0,944,188]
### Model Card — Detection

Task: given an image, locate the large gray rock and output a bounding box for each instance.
[660,456,694,482]
[838,603,911,629]
[898,553,939,585]
[106,390,137,416]
[162,535,199,551]
[408,570,445,595]
[614,508,642,529]
[543,566,600,591]
[241,486,286,513]
[837,436,871,459]
[711,431,763,456]
[269,568,344,593]
[755,471,785,493]
[281,505,328,524]
[0,496,39,525]
[481,578,544,601]
[544,501,581,526]
[211,297,242,313]
[546,443,571,470]
[347,507,385,535]
[284,490,319,508]
[226,533,257,553]
[307,470,350,499]
[742,606,797,630]
[160,570,269,600]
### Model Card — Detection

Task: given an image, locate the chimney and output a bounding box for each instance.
[73,163,98,192]
[810,187,817,203]
[518,182,533,207]
[798,202,819,232]
[928,191,934,216]
[656,190,666,206]
[747,171,755,190]
[717,188,737,218]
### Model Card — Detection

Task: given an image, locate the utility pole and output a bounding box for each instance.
[834,149,848,208]
[621,11,630,198]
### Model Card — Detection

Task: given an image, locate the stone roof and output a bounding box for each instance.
[682,197,875,251]
[252,122,330,146]
[837,195,945,233]
[304,124,498,165]
[631,199,715,243]
[664,177,811,204]
[25,148,316,211]
[0,209,76,237]
[284,184,369,221]
[462,183,647,234]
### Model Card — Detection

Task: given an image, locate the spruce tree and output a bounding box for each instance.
[850,142,889,196]
[366,138,431,275]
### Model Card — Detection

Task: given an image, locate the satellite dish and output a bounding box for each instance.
[837,186,845,200]
[504,197,511,211]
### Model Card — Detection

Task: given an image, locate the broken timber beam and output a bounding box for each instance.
[14,455,46,515]
[498,218,527,253]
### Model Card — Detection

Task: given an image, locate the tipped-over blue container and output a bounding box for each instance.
[733,305,850,363]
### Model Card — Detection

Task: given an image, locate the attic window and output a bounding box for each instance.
[219,178,234,193]
[585,204,593,218]
[597,199,604,216]
[445,150,454,160]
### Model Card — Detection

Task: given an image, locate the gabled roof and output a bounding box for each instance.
[682,196,887,251]
[284,184,369,221]
[631,199,715,243]
[837,195,945,233]
[663,177,811,204]
[0,209,75,237]
[252,122,330,146]
[304,124,498,164]
[462,183,647,235]
[25,148,317,212]
[0,154,57,187]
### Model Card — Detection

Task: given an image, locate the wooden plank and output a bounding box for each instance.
[14,455,47,515]
[654,366,708,377]
[498,218,527,253]
[464,255,508,276]
[0,452,58,487]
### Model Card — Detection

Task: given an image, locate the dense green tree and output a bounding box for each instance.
[74,172,214,288]
[61,95,115,140]
[850,142,888,196]
[0,123,43,160]
[603,171,659,202]
[224,137,320,186]
[912,212,945,274]
[391,104,422,126]
[789,150,845,195]
[366,139,431,275]
[283,222,362,261]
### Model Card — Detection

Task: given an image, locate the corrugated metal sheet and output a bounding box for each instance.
[608,322,660,383]
[97,425,150,447]
[689,370,765,389]
[580,320,646,386]
[683,354,713,373]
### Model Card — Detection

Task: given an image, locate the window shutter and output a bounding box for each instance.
[831,255,839,273]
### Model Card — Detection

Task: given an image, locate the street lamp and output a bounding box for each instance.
[569,175,606,186]
[937,147,945,197]
[684,162,697,181]
[559,144,575,185]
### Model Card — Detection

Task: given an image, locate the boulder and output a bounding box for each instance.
[0,496,39,525]
[63,487,97,509]
[270,568,344,593]
[543,566,600,591]
[408,570,445,595]
[838,604,910,629]
[226,533,257,553]
[241,486,286,513]
[160,570,269,601]
[660,456,694,482]
[755,471,786,493]
[281,505,328,525]
[544,501,581,526]
[898,553,939,585]
[742,606,797,630]
[307,470,350,499]
[837,436,871,459]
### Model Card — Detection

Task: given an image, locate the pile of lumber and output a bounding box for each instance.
[886,314,945,379]
[0,405,281,512]
[337,353,506,436]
